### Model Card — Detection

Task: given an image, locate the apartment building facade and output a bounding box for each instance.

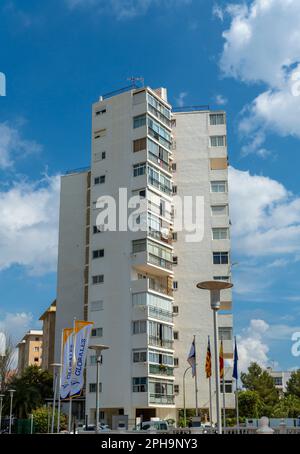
[55,85,234,426]
[17,330,43,375]
[39,300,56,372]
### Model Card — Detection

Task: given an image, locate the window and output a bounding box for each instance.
[92,275,104,284]
[132,239,146,253]
[133,114,146,129]
[34,347,39,352]
[219,327,232,341]
[133,138,147,152]
[211,205,228,216]
[94,129,106,139]
[172,185,177,195]
[102,151,106,160]
[210,135,226,147]
[95,108,106,116]
[171,163,177,172]
[172,232,177,241]
[173,281,178,290]
[210,113,225,125]
[89,383,102,393]
[273,377,283,386]
[147,117,171,149]
[174,384,180,394]
[91,327,103,337]
[94,175,105,185]
[35,337,40,341]
[90,300,103,312]
[174,358,179,367]
[93,249,104,259]
[173,256,178,265]
[34,357,39,362]
[211,181,227,193]
[132,377,147,393]
[220,380,232,394]
[173,306,179,314]
[133,351,147,363]
[213,276,230,282]
[133,320,147,334]
[174,331,179,340]
[212,228,229,240]
[133,163,146,177]
[213,252,229,265]
[171,119,176,128]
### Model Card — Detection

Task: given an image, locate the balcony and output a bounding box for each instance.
[149,364,174,377]
[132,239,173,277]
[149,336,173,350]
[148,151,171,173]
[149,394,174,405]
[148,229,172,245]
[148,175,172,196]
[148,306,173,323]
[131,277,173,298]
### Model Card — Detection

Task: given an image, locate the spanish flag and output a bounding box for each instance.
[205,336,212,379]
[219,339,224,379]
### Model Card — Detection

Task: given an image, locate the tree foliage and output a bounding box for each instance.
[286,369,300,399]
[4,365,53,418]
[238,390,264,419]
[32,407,67,433]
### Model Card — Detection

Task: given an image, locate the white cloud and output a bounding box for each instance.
[214,94,228,106]
[237,319,270,371]
[0,122,42,169]
[0,312,35,342]
[0,174,60,275]
[65,0,191,19]
[218,0,300,153]
[175,91,188,107]
[229,166,300,256]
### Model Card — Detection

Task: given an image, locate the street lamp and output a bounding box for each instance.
[0,394,4,432]
[197,281,233,435]
[183,366,192,427]
[88,345,109,434]
[50,363,62,434]
[8,389,16,434]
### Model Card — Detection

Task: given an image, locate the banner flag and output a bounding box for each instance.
[60,328,74,399]
[205,336,212,379]
[187,338,196,378]
[70,320,94,397]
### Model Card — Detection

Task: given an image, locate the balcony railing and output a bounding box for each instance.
[148,151,171,173]
[148,254,173,271]
[149,336,173,349]
[148,229,172,245]
[148,176,172,196]
[149,364,174,377]
[148,306,173,323]
[149,393,174,405]
[148,279,173,297]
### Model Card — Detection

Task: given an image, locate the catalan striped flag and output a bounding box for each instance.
[187,338,196,377]
[205,336,212,379]
[219,339,224,379]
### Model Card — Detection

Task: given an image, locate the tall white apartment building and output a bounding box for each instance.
[55,85,234,426]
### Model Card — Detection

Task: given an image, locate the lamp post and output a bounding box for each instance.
[88,345,109,434]
[197,281,233,435]
[183,366,192,427]
[50,363,62,434]
[0,394,4,432]
[8,389,16,434]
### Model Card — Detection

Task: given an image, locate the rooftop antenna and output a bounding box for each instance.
[127,76,144,88]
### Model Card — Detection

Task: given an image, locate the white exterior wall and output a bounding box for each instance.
[172,111,235,418]
[55,171,89,361]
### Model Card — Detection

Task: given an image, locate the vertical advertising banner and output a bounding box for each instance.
[60,328,74,399]
[70,321,93,397]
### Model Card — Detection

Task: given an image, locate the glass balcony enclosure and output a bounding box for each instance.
[132,239,173,271]
[132,292,173,323]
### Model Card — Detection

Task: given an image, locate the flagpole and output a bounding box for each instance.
[57,329,63,433]
[193,335,199,417]
[236,379,240,434]
[68,318,76,433]
[208,336,213,425]
[221,337,226,432]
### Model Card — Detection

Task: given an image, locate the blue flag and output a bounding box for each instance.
[232,337,238,380]
[187,338,196,377]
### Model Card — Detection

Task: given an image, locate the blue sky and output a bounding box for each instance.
[0,0,300,371]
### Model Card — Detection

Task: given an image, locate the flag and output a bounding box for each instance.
[187,338,196,378]
[219,339,224,379]
[205,337,212,379]
[232,337,239,380]
[70,320,94,397]
[60,328,74,399]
